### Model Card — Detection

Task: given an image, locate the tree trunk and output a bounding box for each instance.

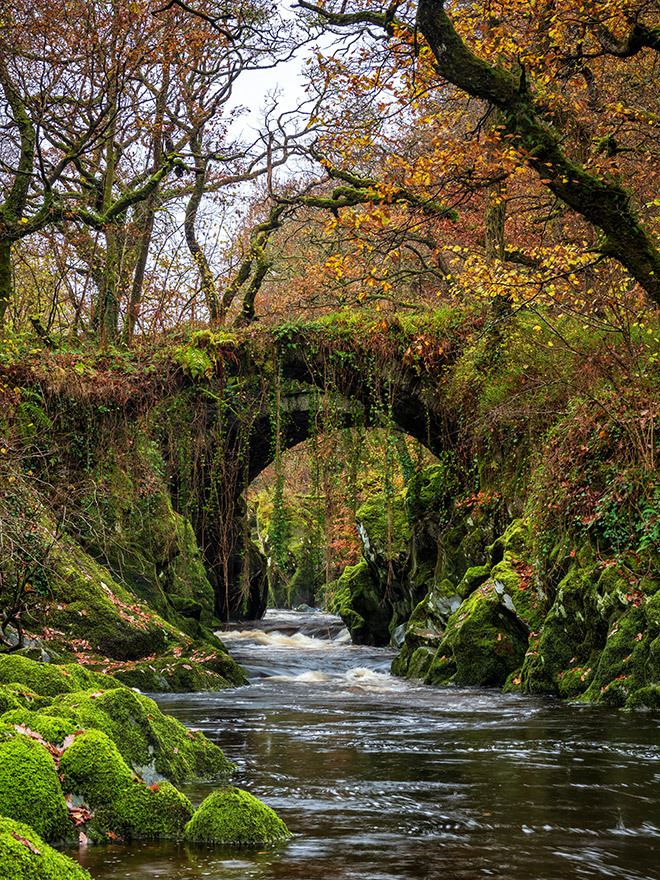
[184,132,220,323]
[0,241,12,326]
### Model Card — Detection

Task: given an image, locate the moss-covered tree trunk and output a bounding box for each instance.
[0,241,11,326]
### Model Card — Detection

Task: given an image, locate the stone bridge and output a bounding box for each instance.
[168,322,458,620]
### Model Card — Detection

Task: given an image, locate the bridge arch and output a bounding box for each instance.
[167,329,455,621]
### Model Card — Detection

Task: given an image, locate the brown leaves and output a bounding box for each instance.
[11,832,40,854]
[64,794,93,827]
[13,724,84,770]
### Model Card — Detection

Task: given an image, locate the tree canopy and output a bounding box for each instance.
[1,0,659,340]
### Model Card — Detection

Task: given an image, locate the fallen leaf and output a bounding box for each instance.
[11,833,40,854]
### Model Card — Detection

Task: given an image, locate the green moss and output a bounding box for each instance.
[59,728,193,841]
[98,780,193,840]
[0,686,21,714]
[556,665,593,699]
[183,787,290,846]
[328,560,390,645]
[390,590,453,678]
[0,817,91,880]
[109,651,246,693]
[404,646,435,679]
[425,579,529,687]
[625,686,660,711]
[519,559,609,696]
[167,519,216,625]
[46,688,235,783]
[456,564,491,599]
[489,558,544,634]
[0,683,48,710]
[59,729,134,805]
[0,733,72,842]
[0,710,77,745]
[45,542,179,662]
[356,494,410,561]
[578,605,647,706]
[0,656,117,698]
[434,515,495,590]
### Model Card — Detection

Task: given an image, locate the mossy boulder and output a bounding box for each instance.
[100,781,193,840]
[108,650,246,693]
[0,710,77,746]
[59,729,134,805]
[0,817,91,880]
[625,685,660,710]
[0,733,73,843]
[328,560,390,646]
[59,728,193,841]
[425,579,529,687]
[0,656,118,699]
[45,687,234,783]
[183,787,290,846]
[60,716,193,839]
[45,554,172,661]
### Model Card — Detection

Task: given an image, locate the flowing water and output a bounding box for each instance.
[73,610,660,880]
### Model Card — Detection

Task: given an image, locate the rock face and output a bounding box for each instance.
[328,462,660,710]
[390,506,660,709]
[329,461,502,648]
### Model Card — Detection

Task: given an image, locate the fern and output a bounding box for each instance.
[173,345,215,380]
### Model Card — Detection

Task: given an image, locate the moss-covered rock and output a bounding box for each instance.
[0,733,73,842]
[108,649,246,693]
[58,729,134,805]
[183,787,290,846]
[519,557,616,696]
[45,553,173,661]
[356,494,410,564]
[0,686,22,715]
[0,656,118,699]
[390,590,456,678]
[0,817,91,880]
[45,687,234,783]
[100,780,193,840]
[625,685,660,710]
[425,579,529,687]
[328,560,390,645]
[0,710,77,746]
[59,728,193,841]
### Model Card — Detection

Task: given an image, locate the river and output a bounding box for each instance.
[74,610,660,880]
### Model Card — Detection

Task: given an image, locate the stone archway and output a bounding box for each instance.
[169,331,455,622]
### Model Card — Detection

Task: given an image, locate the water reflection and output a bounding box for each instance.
[71,610,660,880]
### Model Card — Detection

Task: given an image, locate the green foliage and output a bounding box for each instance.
[172,329,238,379]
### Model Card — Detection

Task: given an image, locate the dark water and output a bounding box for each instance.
[74,610,660,880]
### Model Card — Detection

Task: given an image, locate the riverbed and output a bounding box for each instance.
[73,610,660,879]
